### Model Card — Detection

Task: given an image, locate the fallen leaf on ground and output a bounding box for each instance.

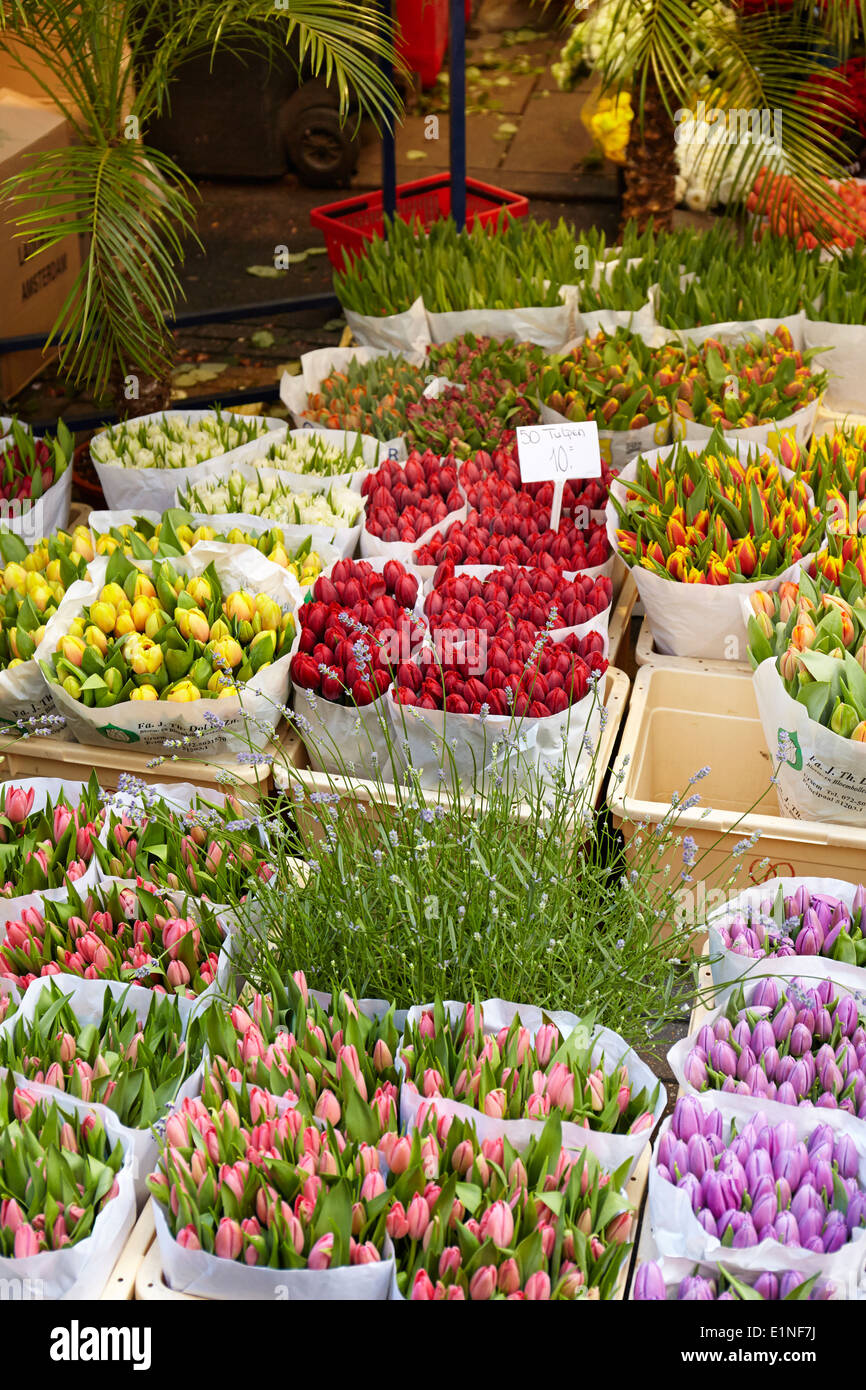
[171,363,228,386]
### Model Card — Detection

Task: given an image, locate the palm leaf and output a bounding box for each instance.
[0,1,403,399]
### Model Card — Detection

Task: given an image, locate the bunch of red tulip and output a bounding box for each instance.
[361,452,464,542]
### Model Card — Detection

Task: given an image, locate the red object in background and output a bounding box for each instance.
[311,174,529,268]
[396,0,449,88]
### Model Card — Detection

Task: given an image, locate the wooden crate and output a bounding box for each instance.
[132,1202,202,1301]
[608,573,637,673]
[100,1203,160,1301]
[0,721,304,796]
[275,667,631,844]
[634,616,749,675]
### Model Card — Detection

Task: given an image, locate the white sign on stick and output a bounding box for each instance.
[516,421,602,531]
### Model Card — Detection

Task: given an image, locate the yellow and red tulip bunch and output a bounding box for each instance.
[814,534,866,590]
[747,566,866,741]
[795,427,866,570]
[612,430,823,585]
[541,328,683,430]
[672,326,827,429]
[42,549,295,707]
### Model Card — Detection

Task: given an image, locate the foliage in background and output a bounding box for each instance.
[0,1,401,408]
[554,0,866,236]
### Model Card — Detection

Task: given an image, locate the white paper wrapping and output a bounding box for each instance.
[751,658,866,825]
[705,877,866,993]
[426,295,578,352]
[803,319,866,416]
[673,396,822,457]
[90,410,285,513]
[399,997,664,1181]
[344,296,431,356]
[153,1200,394,1300]
[0,1071,136,1299]
[0,461,72,541]
[674,313,808,353]
[293,683,397,783]
[606,449,813,660]
[577,302,658,339]
[87,508,345,580]
[648,1091,866,1284]
[45,544,301,755]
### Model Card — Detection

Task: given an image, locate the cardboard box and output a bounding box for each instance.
[0,89,82,401]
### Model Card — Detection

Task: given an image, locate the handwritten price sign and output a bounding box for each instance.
[515,422,602,484]
[516,422,602,531]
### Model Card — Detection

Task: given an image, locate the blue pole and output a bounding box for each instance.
[381,0,397,221]
[450,0,466,229]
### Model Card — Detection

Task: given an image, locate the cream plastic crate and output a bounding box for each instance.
[275,667,630,842]
[609,666,866,889]
[0,721,304,796]
[634,616,750,675]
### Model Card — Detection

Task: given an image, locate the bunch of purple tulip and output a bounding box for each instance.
[656,1096,866,1253]
[714,884,866,967]
[682,976,866,1116]
[633,1260,830,1300]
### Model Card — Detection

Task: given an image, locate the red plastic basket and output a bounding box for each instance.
[311,175,530,270]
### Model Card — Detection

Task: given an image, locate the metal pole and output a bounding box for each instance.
[381,0,397,221]
[449,0,466,230]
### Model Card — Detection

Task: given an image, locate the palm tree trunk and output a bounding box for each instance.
[620,69,677,234]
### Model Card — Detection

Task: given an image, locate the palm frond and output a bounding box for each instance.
[1,140,199,394]
[591,0,864,241]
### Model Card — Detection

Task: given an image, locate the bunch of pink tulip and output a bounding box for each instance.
[95,791,276,905]
[0,879,225,995]
[386,1111,635,1301]
[0,1074,125,1258]
[0,780,103,897]
[400,1000,657,1134]
[205,965,400,1141]
[148,1072,392,1270]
